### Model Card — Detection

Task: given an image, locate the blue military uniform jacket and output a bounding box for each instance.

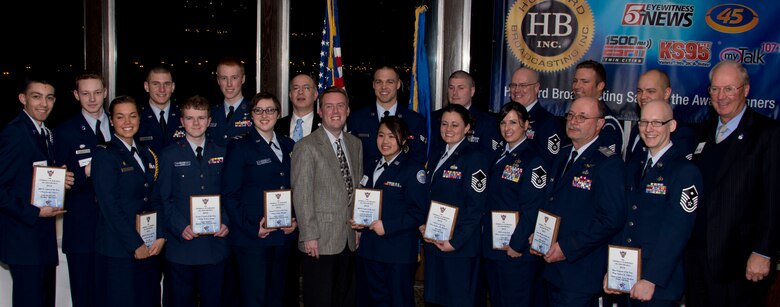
[222,128,294,247]
[599,101,625,155]
[347,105,428,166]
[358,152,428,264]
[425,141,489,258]
[92,138,161,258]
[524,100,568,165]
[430,106,502,156]
[625,122,696,163]
[541,137,627,294]
[0,112,58,265]
[208,97,253,147]
[53,113,112,255]
[481,140,549,260]
[136,103,185,154]
[617,144,700,300]
[157,139,230,265]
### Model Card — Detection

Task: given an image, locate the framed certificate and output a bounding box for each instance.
[264,190,292,229]
[30,166,67,208]
[136,211,157,248]
[423,201,459,241]
[607,245,642,293]
[530,209,560,255]
[491,211,519,250]
[190,195,221,235]
[352,188,382,226]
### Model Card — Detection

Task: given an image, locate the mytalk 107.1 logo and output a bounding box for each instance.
[705,4,758,34]
[505,0,595,72]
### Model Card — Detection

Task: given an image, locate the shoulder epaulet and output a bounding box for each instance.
[598,146,616,157]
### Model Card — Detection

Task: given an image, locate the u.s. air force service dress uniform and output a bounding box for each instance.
[157,139,230,307]
[431,106,503,155]
[208,97,253,147]
[614,142,701,306]
[356,151,428,307]
[222,129,296,307]
[542,137,627,306]
[347,106,429,166]
[424,140,490,306]
[481,139,548,307]
[523,100,567,165]
[136,103,185,154]
[91,137,162,307]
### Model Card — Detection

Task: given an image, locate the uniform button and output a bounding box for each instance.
[223,135,228,139]
[626,238,632,243]
[143,197,148,202]
[201,186,205,190]
[628,221,634,227]
[280,186,286,189]
[144,183,149,188]
[549,197,554,201]
[181,175,185,178]
[280,172,285,176]
[632,205,637,210]
[200,174,204,178]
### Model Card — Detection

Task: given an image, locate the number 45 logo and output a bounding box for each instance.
[705,4,759,34]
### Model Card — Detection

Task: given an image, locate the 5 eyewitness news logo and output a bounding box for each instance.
[622,3,694,27]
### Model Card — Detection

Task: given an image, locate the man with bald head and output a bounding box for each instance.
[626,69,696,162]
[605,100,701,306]
[532,96,626,306]
[275,73,322,142]
[685,61,779,306]
[508,67,566,163]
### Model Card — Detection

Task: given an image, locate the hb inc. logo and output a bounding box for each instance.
[705,4,758,34]
[601,35,652,64]
[505,0,594,72]
[621,3,694,27]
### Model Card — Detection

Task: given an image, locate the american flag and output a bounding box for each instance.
[317,0,345,95]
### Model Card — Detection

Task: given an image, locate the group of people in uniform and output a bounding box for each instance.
[0,56,777,307]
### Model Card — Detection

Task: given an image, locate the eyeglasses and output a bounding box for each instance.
[252,108,278,115]
[564,113,602,123]
[708,85,744,96]
[508,82,538,90]
[637,119,673,128]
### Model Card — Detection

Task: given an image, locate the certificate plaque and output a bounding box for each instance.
[136,211,157,248]
[190,195,221,235]
[530,209,560,255]
[264,190,292,229]
[491,211,519,249]
[352,188,382,226]
[607,245,642,293]
[423,201,459,241]
[30,166,67,208]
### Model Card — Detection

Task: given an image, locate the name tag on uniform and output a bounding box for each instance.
[358,133,370,138]
[121,166,135,173]
[139,136,154,142]
[256,158,272,166]
[208,157,224,164]
[442,170,462,180]
[174,161,191,167]
[78,157,92,167]
[467,135,480,143]
[75,148,91,155]
[501,165,522,182]
[209,123,217,128]
[572,176,592,190]
[360,175,369,187]
[33,160,48,167]
[645,182,667,195]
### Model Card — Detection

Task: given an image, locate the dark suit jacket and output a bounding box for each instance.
[274,112,322,140]
[157,139,230,265]
[222,129,295,247]
[291,128,363,255]
[136,103,185,153]
[0,112,58,265]
[347,105,428,166]
[92,138,160,258]
[208,98,253,147]
[53,113,112,254]
[691,107,779,281]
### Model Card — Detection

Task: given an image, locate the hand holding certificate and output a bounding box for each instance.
[530,209,560,255]
[136,211,157,248]
[190,195,221,234]
[606,245,641,293]
[423,201,458,241]
[491,211,519,250]
[30,166,67,208]
[264,190,292,229]
[352,188,382,226]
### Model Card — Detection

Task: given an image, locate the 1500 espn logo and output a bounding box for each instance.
[622,3,694,27]
[602,35,651,64]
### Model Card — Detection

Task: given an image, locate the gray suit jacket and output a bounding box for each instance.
[292,127,363,255]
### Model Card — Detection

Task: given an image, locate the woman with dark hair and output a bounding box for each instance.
[420,104,490,306]
[351,116,428,307]
[481,102,548,307]
[222,92,298,307]
[92,95,166,307]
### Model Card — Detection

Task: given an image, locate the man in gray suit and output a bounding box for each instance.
[292,86,363,307]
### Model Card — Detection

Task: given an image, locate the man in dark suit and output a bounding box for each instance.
[0,77,70,307]
[508,67,567,164]
[572,60,624,155]
[208,57,254,146]
[685,60,779,307]
[347,66,428,166]
[53,72,111,307]
[136,65,185,153]
[625,69,696,162]
[275,73,322,142]
[530,96,627,306]
[430,70,502,155]
[292,86,362,307]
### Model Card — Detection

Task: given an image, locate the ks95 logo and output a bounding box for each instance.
[705,4,758,34]
[602,35,652,64]
[622,3,694,27]
[506,0,595,72]
[658,40,711,67]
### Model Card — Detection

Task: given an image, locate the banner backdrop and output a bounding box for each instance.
[490,0,780,123]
